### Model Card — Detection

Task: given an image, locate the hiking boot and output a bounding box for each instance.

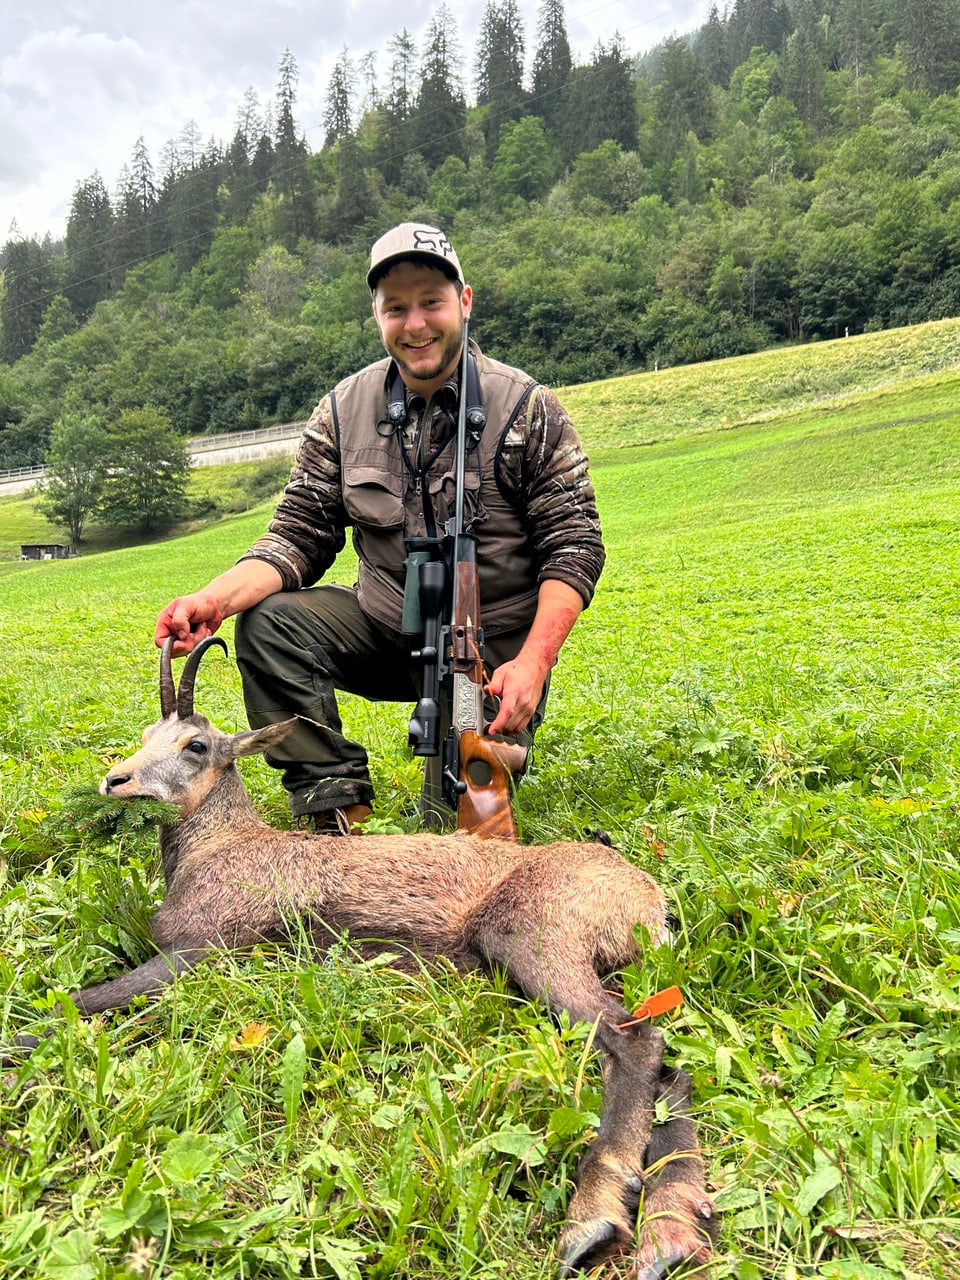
[309,804,373,836]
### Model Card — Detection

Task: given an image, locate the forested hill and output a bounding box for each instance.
[2,0,960,469]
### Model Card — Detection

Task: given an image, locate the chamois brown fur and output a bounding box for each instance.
[3,638,716,1276]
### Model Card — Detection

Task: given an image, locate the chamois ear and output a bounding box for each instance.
[228,718,299,759]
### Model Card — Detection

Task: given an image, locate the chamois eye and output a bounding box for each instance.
[186,741,207,755]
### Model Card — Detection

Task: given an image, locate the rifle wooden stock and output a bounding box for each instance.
[456,730,528,839]
[448,556,528,839]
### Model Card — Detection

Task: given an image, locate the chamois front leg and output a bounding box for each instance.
[1,944,209,1065]
[71,943,210,1015]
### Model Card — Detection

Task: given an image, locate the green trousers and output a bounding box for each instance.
[233,583,546,821]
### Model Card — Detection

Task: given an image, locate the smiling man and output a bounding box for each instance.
[154,222,605,834]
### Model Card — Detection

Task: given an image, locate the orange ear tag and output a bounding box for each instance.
[635,985,683,1019]
[618,985,683,1028]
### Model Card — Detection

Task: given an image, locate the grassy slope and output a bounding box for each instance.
[2,322,960,1278]
[562,315,960,448]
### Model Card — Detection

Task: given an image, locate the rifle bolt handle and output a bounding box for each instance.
[443,768,467,796]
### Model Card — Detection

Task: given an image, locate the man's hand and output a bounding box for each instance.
[154,591,224,655]
[484,579,584,736]
[153,562,285,656]
[485,654,550,737]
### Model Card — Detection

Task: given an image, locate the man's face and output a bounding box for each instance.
[372,261,473,397]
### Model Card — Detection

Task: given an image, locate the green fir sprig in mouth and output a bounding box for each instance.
[45,787,182,842]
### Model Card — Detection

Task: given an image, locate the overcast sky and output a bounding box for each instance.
[1,0,712,243]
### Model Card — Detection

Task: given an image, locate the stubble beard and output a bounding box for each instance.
[392,321,464,390]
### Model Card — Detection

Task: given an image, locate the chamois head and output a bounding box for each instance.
[100,637,295,815]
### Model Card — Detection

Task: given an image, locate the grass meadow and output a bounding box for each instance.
[2,320,960,1278]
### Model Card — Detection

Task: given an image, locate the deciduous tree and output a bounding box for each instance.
[37,413,112,543]
[492,117,556,202]
[99,407,191,533]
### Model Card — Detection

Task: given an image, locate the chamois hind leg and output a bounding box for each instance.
[470,914,713,1277]
[553,1007,714,1278]
[630,1065,717,1277]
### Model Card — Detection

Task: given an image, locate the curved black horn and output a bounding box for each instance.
[176,636,229,718]
[160,637,178,717]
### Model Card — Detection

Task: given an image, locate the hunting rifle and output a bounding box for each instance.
[406,322,528,839]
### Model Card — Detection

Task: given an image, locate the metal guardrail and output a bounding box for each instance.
[0,421,305,484]
[0,464,45,482]
[187,422,302,452]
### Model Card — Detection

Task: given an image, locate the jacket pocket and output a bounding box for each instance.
[426,466,481,528]
[342,465,404,529]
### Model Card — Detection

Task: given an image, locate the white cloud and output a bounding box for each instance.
[3,27,153,101]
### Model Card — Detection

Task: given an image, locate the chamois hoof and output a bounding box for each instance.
[557,1216,622,1275]
[0,1032,43,1070]
[633,1185,717,1278]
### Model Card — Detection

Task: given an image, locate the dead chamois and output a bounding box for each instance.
[3,637,716,1276]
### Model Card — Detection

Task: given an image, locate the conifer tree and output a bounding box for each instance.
[532,0,572,137]
[322,49,374,239]
[325,46,356,147]
[113,137,157,277]
[223,129,254,225]
[411,4,467,169]
[251,131,275,194]
[358,51,380,114]
[222,89,261,224]
[654,35,716,154]
[235,87,262,151]
[782,0,828,131]
[561,36,637,163]
[1,234,61,362]
[65,173,113,319]
[728,0,792,64]
[377,29,417,184]
[162,129,220,272]
[475,0,528,161]
[896,0,960,94]
[271,48,318,248]
[834,0,880,81]
[697,4,732,85]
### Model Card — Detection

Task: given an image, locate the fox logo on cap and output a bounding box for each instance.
[412,228,454,259]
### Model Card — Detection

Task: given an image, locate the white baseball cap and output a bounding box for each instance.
[367,222,465,289]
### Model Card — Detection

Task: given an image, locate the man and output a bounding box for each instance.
[155,222,605,833]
